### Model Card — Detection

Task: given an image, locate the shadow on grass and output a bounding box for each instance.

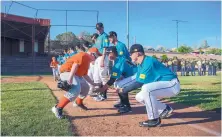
[168,89,221,111]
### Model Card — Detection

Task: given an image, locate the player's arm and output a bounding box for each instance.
[94,77,117,93]
[83,75,101,87]
[67,63,79,85]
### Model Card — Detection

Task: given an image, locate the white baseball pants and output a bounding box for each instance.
[135,78,180,120]
[60,72,89,101]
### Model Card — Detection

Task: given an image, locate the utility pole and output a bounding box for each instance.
[172,20,188,49]
[126,0,129,50]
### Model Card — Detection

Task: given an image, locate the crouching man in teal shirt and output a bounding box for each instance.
[130,44,180,127]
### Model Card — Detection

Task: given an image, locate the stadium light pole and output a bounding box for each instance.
[172,20,188,49]
[127,0,129,50]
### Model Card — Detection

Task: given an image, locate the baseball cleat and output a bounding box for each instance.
[51,105,63,119]
[73,101,88,110]
[139,118,161,127]
[159,105,174,119]
[118,105,132,113]
[93,96,104,101]
[114,103,123,108]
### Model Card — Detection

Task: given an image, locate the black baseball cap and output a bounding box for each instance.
[130,44,144,54]
[91,33,99,39]
[95,22,104,29]
[108,31,117,38]
[106,46,118,55]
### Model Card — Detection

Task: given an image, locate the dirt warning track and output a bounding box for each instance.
[2,76,221,136]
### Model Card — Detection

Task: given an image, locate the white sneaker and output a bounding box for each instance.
[93,96,104,101]
[51,105,63,119]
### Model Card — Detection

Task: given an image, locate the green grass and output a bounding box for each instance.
[132,72,221,111]
[1,82,73,136]
[169,73,221,111]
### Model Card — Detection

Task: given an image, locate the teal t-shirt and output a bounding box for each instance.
[94,32,109,53]
[111,57,137,79]
[136,56,177,84]
[115,41,131,61]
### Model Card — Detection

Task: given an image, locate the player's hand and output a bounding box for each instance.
[113,88,119,93]
[67,78,73,85]
[100,62,105,67]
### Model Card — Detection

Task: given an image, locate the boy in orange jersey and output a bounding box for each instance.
[50,57,59,81]
[51,48,101,119]
[73,47,102,110]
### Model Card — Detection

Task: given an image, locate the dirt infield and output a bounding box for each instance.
[2,76,221,136]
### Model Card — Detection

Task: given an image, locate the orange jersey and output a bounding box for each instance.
[60,52,91,76]
[50,61,59,68]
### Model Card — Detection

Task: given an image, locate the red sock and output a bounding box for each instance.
[76,97,83,105]
[57,97,70,108]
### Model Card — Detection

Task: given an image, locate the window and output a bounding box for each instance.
[34,41,38,52]
[19,40,24,52]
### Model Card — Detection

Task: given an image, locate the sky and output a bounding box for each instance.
[1,1,221,49]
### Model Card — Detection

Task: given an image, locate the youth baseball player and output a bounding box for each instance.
[93,46,137,105]
[108,31,131,61]
[51,48,101,119]
[91,33,99,47]
[94,22,110,100]
[50,57,59,81]
[73,47,102,110]
[128,44,180,127]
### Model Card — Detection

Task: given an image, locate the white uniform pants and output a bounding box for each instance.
[135,78,180,120]
[60,72,89,101]
[93,56,110,85]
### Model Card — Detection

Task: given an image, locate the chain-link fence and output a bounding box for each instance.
[1,1,99,74]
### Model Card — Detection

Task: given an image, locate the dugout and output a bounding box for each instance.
[1,13,50,56]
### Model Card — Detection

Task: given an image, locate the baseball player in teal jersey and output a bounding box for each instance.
[91,33,99,47]
[129,44,180,127]
[95,22,109,54]
[108,31,131,61]
[69,47,77,57]
[94,22,111,100]
[93,46,137,100]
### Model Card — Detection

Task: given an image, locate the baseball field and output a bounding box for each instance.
[1,73,221,136]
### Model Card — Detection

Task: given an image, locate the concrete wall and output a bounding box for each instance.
[1,56,52,75]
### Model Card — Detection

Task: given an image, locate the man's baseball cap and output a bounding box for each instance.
[95,22,104,29]
[106,46,118,55]
[108,31,117,38]
[130,44,144,54]
[88,47,102,56]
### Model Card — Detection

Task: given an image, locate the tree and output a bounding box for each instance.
[55,32,79,48]
[177,45,193,53]
[206,48,222,55]
[161,54,168,62]
[200,40,210,49]
[79,31,92,43]
[156,45,165,52]
[152,55,158,59]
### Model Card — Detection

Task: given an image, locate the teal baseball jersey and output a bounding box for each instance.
[115,41,131,61]
[111,57,137,79]
[136,56,177,84]
[94,32,109,53]
[69,51,77,57]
